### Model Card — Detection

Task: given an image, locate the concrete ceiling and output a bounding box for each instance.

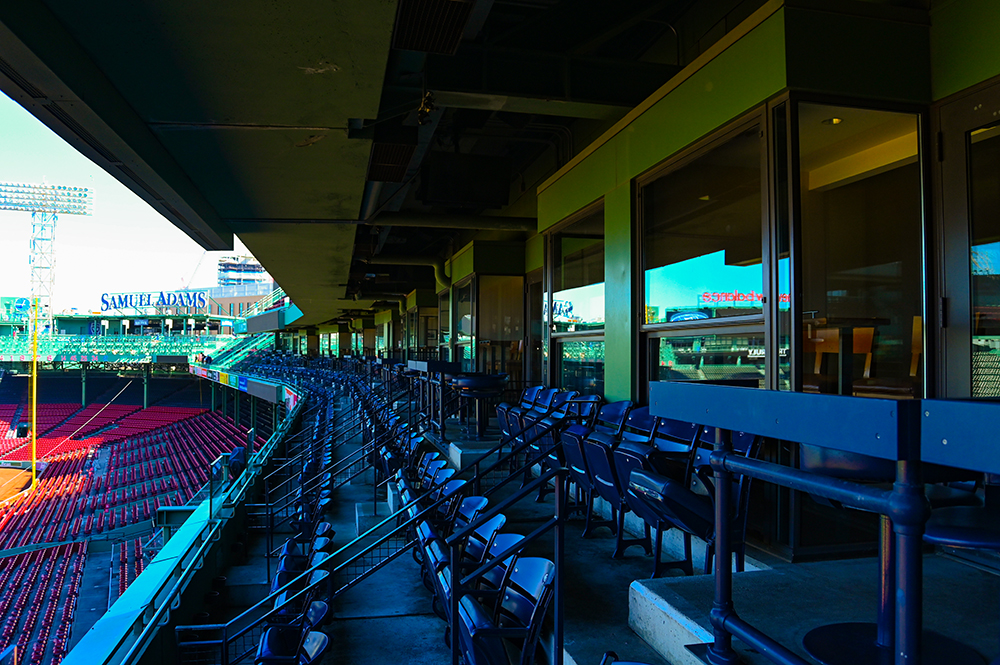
[0,0,692,325]
[0,0,397,324]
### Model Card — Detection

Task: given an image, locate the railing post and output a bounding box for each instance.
[451,537,462,665]
[893,400,926,665]
[554,468,565,665]
[708,427,740,665]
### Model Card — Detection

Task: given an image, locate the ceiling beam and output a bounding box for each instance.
[422,45,681,119]
[225,213,536,232]
[0,1,234,250]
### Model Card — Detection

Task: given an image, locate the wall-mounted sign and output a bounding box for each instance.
[101,291,208,312]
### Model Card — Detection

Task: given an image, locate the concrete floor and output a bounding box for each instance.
[279,411,675,665]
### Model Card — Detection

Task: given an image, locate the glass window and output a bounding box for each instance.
[438,291,451,361]
[552,207,604,333]
[478,275,524,375]
[798,103,922,397]
[375,324,387,358]
[438,291,450,345]
[558,340,604,395]
[642,125,763,325]
[970,123,1000,396]
[454,280,475,371]
[651,333,766,388]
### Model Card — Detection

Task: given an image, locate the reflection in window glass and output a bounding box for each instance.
[643,126,762,324]
[799,103,922,397]
[652,334,766,388]
[552,208,604,332]
[439,291,451,361]
[455,281,475,371]
[479,275,524,375]
[375,324,386,357]
[439,292,450,345]
[559,340,604,395]
[970,124,1000,396]
[455,281,474,345]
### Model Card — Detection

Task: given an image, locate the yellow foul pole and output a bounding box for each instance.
[30,296,38,490]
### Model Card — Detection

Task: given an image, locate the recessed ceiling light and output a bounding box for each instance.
[822,117,843,125]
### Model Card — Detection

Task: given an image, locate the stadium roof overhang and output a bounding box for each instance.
[0,0,689,326]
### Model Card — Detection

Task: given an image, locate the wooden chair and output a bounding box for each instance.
[853,316,922,398]
[802,326,874,393]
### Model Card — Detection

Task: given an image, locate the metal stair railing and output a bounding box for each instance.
[445,466,568,665]
[243,286,286,319]
[176,472,468,665]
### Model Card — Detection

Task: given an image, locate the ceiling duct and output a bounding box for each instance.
[392,0,474,55]
[366,124,419,183]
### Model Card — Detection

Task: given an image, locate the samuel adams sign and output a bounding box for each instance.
[101,291,208,311]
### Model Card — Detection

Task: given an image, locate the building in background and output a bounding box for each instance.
[217,255,272,287]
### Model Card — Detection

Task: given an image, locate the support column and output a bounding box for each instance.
[81,363,87,406]
[143,366,149,408]
[603,183,636,402]
[235,389,241,427]
[251,395,257,435]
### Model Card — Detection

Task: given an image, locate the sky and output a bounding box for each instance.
[0,91,254,314]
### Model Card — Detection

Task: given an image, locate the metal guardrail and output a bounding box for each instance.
[243,287,286,319]
[647,381,1000,665]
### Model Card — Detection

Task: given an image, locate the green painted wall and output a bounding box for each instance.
[603,184,634,402]
[537,9,786,229]
[785,6,929,104]
[525,235,543,273]
[931,0,1000,100]
[448,244,475,284]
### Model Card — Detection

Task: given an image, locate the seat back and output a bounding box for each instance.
[477,533,526,595]
[619,407,657,445]
[494,557,556,661]
[563,394,602,426]
[420,460,449,491]
[558,424,593,491]
[520,385,544,409]
[592,400,633,437]
[583,432,623,508]
[452,496,490,533]
[611,441,655,495]
[463,513,508,566]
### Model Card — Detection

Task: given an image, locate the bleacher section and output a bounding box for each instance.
[0,398,258,665]
[0,542,86,665]
[0,334,235,362]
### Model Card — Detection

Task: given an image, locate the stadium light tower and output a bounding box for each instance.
[0,182,93,334]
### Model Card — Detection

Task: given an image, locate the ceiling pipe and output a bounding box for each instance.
[366,255,451,289]
[363,212,535,232]
[362,292,408,316]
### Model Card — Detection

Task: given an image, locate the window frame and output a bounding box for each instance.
[545,198,606,342]
[636,108,770,336]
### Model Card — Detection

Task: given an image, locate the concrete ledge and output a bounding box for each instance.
[629,555,999,665]
[448,440,501,469]
[629,579,714,665]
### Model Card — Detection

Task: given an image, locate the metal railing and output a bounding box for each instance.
[646,381,996,665]
[243,287,286,319]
